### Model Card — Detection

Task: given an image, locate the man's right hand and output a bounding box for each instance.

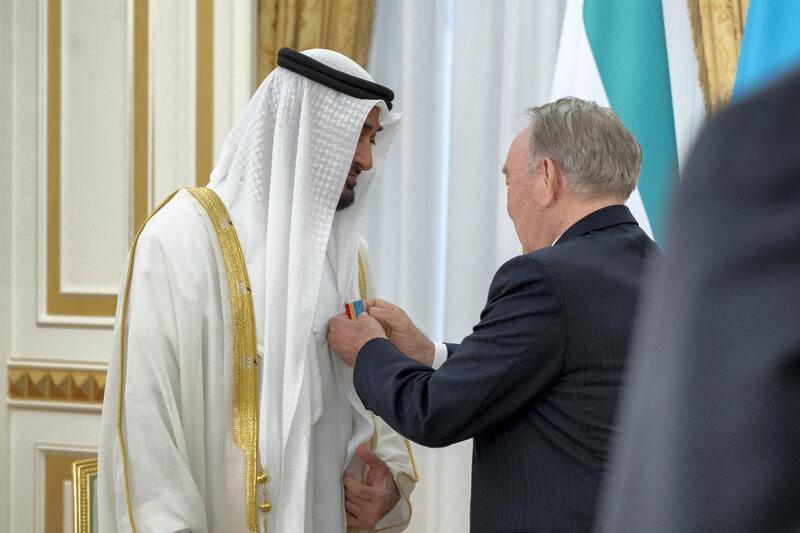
[366,299,435,366]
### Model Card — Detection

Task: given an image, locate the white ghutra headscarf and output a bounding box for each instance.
[208,49,400,530]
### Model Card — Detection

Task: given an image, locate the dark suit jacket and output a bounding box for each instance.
[597,69,800,533]
[355,205,655,532]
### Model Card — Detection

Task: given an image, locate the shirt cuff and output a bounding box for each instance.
[432,342,448,370]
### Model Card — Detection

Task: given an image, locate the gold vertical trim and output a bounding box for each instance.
[188,187,261,531]
[133,0,150,232]
[46,0,150,318]
[196,0,214,187]
[357,252,368,301]
[400,439,419,483]
[72,457,98,533]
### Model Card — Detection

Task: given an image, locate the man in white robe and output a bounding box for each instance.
[97,48,417,533]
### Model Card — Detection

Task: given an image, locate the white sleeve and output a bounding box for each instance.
[98,224,208,533]
[370,415,419,532]
[432,342,449,369]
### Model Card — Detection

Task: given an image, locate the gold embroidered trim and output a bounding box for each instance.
[188,187,261,531]
[117,189,180,533]
[357,252,368,301]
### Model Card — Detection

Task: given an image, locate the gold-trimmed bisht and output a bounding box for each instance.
[116,188,267,532]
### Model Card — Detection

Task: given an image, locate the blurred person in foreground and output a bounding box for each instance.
[597,68,800,533]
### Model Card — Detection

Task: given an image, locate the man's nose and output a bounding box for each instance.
[353,138,374,171]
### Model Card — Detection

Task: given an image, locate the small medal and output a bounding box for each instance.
[344,299,365,320]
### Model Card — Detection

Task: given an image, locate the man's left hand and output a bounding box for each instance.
[343,444,401,529]
[328,312,386,366]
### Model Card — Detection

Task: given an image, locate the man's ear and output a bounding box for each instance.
[540,157,563,206]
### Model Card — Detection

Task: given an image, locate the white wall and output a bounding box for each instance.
[662,0,707,171]
[1,0,14,527]
[2,0,255,530]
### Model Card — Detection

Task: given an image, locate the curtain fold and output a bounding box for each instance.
[688,0,749,113]
[365,1,566,531]
[257,0,375,82]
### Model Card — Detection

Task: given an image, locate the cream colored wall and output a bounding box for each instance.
[1,0,14,528]
[2,0,256,531]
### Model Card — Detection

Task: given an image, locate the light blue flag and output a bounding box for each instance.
[734,1,800,99]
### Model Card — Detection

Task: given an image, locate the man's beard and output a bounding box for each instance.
[336,164,361,211]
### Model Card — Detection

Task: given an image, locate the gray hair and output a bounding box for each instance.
[527,97,642,200]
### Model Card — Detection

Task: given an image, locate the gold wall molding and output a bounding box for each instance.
[688,0,750,114]
[133,1,150,245]
[43,0,217,323]
[257,0,375,83]
[7,363,106,406]
[196,0,214,187]
[41,448,96,533]
[46,0,149,318]
[72,457,98,533]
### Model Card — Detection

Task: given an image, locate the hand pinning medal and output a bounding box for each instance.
[344,299,365,320]
[329,299,387,366]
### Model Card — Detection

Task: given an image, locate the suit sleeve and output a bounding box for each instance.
[444,343,459,357]
[354,255,565,447]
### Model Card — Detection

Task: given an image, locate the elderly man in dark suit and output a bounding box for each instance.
[328,97,656,533]
[596,69,800,533]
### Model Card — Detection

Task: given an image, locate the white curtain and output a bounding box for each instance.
[661,1,706,170]
[366,1,566,530]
